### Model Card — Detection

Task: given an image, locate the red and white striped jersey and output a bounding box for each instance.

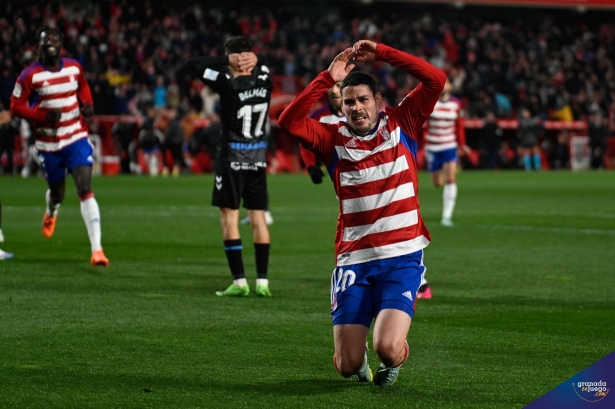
[300,104,345,168]
[10,58,93,152]
[424,97,465,152]
[279,44,446,266]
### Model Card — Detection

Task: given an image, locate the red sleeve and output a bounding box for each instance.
[456,113,466,146]
[9,74,47,123]
[76,64,93,106]
[278,71,338,165]
[379,44,446,139]
[299,144,318,168]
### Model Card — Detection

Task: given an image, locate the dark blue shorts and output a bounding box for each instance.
[39,138,94,183]
[426,148,457,172]
[330,250,426,328]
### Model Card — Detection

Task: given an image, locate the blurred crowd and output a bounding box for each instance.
[0,1,614,174]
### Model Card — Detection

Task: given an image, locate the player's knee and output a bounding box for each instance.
[334,354,364,378]
[374,339,403,367]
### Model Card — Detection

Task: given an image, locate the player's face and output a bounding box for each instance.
[441,80,452,99]
[39,30,62,60]
[342,85,382,136]
[327,83,342,113]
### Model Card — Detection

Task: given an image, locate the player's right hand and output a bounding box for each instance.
[44,110,62,123]
[308,166,325,184]
[328,48,355,83]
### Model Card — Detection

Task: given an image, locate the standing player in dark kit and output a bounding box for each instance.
[10,26,108,266]
[186,37,273,297]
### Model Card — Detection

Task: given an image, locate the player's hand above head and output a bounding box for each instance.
[308,166,325,184]
[44,110,62,123]
[352,40,377,63]
[81,104,94,118]
[328,48,355,83]
[237,52,257,72]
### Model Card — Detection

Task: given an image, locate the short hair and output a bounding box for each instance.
[340,72,378,97]
[36,26,63,42]
[223,36,253,54]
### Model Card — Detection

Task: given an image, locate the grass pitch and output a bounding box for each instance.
[1,171,614,408]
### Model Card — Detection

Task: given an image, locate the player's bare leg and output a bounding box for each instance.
[248,209,272,297]
[430,169,444,188]
[42,179,65,238]
[72,166,107,266]
[441,160,457,227]
[216,208,249,296]
[372,309,411,387]
[333,324,371,380]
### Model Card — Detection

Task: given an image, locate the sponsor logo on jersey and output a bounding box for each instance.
[238,87,268,102]
[230,141,268,151]
[12,83,22,98]
[258,74,268,81]
[230,162,267,171]
[402,291,413,301]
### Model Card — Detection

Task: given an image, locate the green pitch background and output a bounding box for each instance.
[1,171,614,408]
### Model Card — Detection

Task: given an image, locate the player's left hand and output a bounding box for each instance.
[352,40,377,63]
[459,145,472,156]
[308,166,325,184]
[237,52,257,72]
[81,104,94,118]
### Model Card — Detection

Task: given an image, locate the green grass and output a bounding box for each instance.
[1,171,614,408]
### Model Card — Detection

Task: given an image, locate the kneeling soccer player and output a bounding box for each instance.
[279,40,445,386]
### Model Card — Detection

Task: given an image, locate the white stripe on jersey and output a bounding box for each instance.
[31,66,80,83]
[60,107,81,123]
[340,155,409,187]
[37,81,79,96]
[38,121,83,137]
[319,114,345,125]
[35,131,89,152]
[342,182,414,214]
[342,210,418,242]
[424,142,457,152]
[335,127,401,162]
[337,234,430,266]
[426,99,460,148]
[39,95,78,109]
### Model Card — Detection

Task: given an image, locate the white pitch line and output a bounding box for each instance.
[476,224,615,236]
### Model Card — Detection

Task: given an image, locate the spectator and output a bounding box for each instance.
[111,113,137,174]
[588,110,610,169]
[138,120,165,176]
[162,108,188,176]
[481,112,503,169]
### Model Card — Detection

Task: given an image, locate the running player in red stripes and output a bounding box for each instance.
[279,40,445,387]
[10,26,108,266]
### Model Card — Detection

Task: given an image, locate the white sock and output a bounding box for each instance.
[80,197,102,253]
[234,278,248,287]
[45,189,60,217]
[420,275,428,287]
[256,278,269,287]
[442,183,457,220]
[0,228,4,243]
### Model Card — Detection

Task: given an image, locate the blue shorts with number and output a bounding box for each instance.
[330,250,426,327]
[426,148,457,172]
[39,138,94,183]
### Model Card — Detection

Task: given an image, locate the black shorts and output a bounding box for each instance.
[212,160,267,210]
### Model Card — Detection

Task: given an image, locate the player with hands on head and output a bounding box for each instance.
[10,25,107,266]
[185,37,273,298]
[279,40,446,387]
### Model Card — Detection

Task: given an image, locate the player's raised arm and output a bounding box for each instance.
[278,48,355,147]
[355,40,446,136]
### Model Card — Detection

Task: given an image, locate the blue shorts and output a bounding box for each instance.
[426,148,457,172]
[330,250,426,328]
[39,138,94,183]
